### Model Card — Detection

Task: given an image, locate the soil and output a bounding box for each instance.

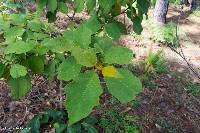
[0,76,64,133]
[0,4,200,133]
[134,74,200,133]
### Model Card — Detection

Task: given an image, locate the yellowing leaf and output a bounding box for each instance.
[95,65,103,70]
[105,68,142,103]
[111,2,121,17]
[102,66,121,78]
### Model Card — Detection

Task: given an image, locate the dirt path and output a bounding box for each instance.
[120,6,200,82]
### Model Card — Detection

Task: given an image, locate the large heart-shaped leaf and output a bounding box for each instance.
[105,68,142,103]
[104,46,133,64]
[47,0,57,13]
[64,71,102,125]
[43,37,74,53]
[72,47,97,67]
[105,21,126,40]
[4,41,35,54]
[58,57,81,81]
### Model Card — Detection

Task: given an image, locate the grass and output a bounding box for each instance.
[150,21,179,47]
[97,97,140,133]
[156,117,177,133]
[128,51,169,89]
[140,16,184,48]
[98,109,139,133]
[171,71,200,96]
[141,51,169,75]
[190,10,200,17]
[186,82,200,96]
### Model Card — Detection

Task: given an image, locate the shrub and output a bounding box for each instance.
[0,0,150,126]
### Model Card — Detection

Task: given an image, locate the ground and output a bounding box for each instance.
[0,5,200,133]
[120,6,200,82]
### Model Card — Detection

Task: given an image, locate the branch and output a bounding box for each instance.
[167,7,200,80]
[168,44,200,80]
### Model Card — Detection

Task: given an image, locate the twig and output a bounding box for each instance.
[67,11,75,21]
[120,8,128,15]
[59,80,63,110]
[167,7,200,80]
[168,45,200,80]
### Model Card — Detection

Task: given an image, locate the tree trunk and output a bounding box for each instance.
[181,0,196,10]
[188,0,196,10]
[153,0,169,24]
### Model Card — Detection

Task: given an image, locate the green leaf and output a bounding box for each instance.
[45,109,64,119]
[99,0,116,14]
[64,16,100,48]
[105,68,142,103]
[21,128,30,133]
[0,18,10,31]
[93,37,112,53]
[28,20,44,32]
[10,64,27,78]
[132,16,143,34]
[82,122,98,133]
[63,30,76,41]
[55,53,65,62]
[8,76,31,100]
[45,60,57,82]
[105,21,126,40]
[43,37,74,53]
[58,2,68,14]
[74,0,84,12]
[46,11,57,23]
[0,63,4,78]
[28,56,45,73]
[86,0,96,13]
[5,26,25,43]
[47,0,57,13]
[36,0,48,13]
[104,46,133,64]
[55,123,67,133]
[58,57,81,81]
[31,42,48,55]
[26,110,65,133]
[75,25,93,48]
[84,117,97,125]
[137,0,150,14]
[27,115,41,133]
[126,6,137,20]
[72,47,97,67]
[4,41,35,54]
[9,14,27,26]
[84,16,101,34]
[64,71,102,125]
[67,127,76,133]
[32,32,49,40]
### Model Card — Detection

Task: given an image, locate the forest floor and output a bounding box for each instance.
[0,5,200,133]
[120,6,200,133]
[120,6,200,83]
